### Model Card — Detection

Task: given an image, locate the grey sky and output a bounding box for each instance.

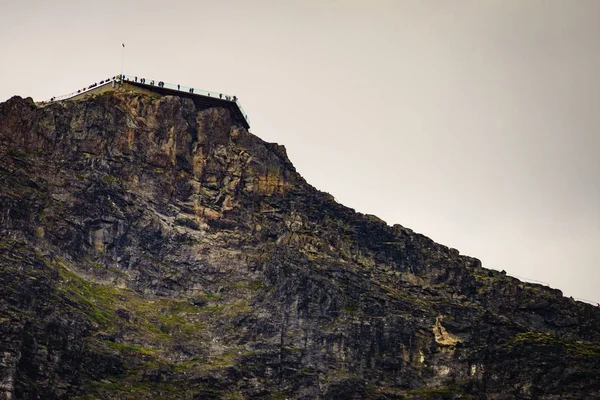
[1,0,598,302]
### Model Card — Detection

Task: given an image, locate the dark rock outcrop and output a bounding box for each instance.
[1,90,599,399]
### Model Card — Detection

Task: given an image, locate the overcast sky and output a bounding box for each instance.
[1,0,598,303]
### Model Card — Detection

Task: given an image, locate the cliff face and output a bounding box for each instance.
[0,90,599,400]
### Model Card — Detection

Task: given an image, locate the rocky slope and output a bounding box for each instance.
[0,89,599,399]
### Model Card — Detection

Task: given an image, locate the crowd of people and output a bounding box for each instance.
[126,75,239,103]
[82,77,113,92]
[47,75,245,123]
[49,76,118,101]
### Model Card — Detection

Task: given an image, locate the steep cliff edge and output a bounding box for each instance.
[1,90,599,399]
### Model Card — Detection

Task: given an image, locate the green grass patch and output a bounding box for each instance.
[407,388,463,399]
[506,331,600,358]
[104,341,155,356]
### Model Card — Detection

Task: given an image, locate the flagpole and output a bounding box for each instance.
[121,43,125,80]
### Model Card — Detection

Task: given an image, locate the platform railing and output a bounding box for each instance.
[44,74,250,127]
[121,74,250,126]
[505,272,597,306]
[44,76,118,102]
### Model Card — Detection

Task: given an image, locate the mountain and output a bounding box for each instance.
[1,88,599,400]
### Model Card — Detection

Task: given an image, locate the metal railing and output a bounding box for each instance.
[121,74,250,126]
[505,273,597,306]
[44,76,119,102]
[506,273,549,287]
[44,74,250,127]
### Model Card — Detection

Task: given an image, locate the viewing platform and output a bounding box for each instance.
[45,75,251,130]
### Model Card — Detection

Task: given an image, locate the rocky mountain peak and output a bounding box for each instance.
[1,89,599,399]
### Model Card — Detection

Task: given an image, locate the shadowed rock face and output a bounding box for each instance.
[0,90,599,400]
